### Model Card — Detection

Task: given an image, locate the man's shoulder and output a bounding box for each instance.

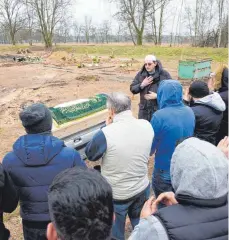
[2,151,18,167]
[136,118,153,128]
[58,146,79,157]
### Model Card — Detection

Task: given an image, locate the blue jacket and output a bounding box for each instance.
[2,134,86,222]
[151,80,195,172]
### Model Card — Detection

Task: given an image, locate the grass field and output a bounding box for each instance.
[0,44,227,63]
[55,45,228,63]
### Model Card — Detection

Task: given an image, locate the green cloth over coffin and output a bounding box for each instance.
[50,94,107,125]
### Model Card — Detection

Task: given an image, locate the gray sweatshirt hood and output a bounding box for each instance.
[171,137,228,199]
[195,92,226,111]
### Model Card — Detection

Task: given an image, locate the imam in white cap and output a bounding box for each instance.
[145,55,157,62]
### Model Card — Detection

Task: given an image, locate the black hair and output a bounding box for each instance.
[48,167,114,240]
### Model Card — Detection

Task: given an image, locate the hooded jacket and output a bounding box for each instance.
[190,92,226,145]
[129,138,228,240]
[130,61,171,121]
[150,80,195,172]
[2,134,86,222]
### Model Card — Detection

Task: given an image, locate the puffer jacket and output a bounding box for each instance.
[2,134,86,222]
[190,92,226,145]
[130,61,171,121]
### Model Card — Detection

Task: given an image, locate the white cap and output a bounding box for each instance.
[145,55,157,62]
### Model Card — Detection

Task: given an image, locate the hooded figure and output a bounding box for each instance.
[130,55,171,121]
[150,80,195,198]
[2,103,86,240]
[188,80,226,145]
[129,137,228,240]
[216,67,228,143]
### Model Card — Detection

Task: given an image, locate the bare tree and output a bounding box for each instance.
[73,21,82,43]
[27,0,71,48]
[82,16,92,44]
[217,0,225,47]
[147,0,171,45]
[99,20,111,43]
[0,0,24,45]
[112,0,161,45]
[56,18,71,43]
[24,1,35,45]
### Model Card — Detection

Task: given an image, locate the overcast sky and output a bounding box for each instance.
[71,0,197,34]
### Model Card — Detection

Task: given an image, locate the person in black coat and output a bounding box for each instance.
[216,67,228,144]
[130,55,171,121]
[184,81,226,145]
[0,163,18,240]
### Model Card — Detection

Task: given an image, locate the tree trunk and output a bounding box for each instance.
[136,32,143,45]
[10,31,16,45]
[158,4,165,45]
[44,34,53,48]
[217,0,224,48]
[127,22,136,45]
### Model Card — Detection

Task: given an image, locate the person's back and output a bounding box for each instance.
[217,67,228,143]
[47,168,114,240]
[102,113,153,200]
[151,80,195,197]
[130,138,228,240]
[188,81,226,145]
[2,103,86,240]
[86,92,153,240]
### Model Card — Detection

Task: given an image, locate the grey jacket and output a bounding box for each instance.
[129,137,228,240]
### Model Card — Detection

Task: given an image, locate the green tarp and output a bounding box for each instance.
[50,94,107,125]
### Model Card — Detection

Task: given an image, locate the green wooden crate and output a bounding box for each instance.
[178,59,212,80]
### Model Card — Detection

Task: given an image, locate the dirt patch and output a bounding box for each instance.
[75,75,101,82]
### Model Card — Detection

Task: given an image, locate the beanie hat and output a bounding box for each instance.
[171,137,228,199]
[20,103,53,134]
[189,80,209,98]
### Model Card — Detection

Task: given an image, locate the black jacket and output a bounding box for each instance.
[187,92,226,145]
[0,164,18,240]
[217,67,228,143]
[155,194,228,240]
[130,61,171,121]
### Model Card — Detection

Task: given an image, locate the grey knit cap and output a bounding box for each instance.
[19,103,53,134]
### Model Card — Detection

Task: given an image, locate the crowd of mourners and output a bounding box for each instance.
[0,55,228,240]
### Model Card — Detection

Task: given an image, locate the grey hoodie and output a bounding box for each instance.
[195,92,226,111]
[191,92,226,145]
[129,138,228,240]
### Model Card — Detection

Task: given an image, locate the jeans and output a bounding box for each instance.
[152,169,173,208]
[112,185,150,240]
[23,223,48,240]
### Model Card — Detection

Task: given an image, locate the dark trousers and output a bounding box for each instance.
[112,185,150,240]
[23,220,49,240]
[152,169,174,208]
[0,223,10,240]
